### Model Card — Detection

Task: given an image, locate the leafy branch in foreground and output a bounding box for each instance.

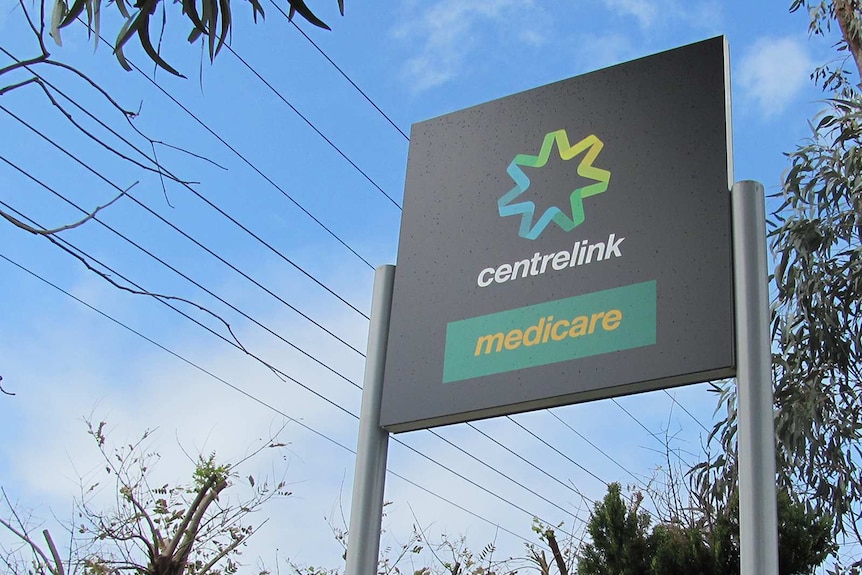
[48,0,346,76]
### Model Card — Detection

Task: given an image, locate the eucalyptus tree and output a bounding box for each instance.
[700,2,862,570]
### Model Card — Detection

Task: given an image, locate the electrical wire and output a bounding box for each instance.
[0,156,364,396]
[505,414,608,490]
[0,172,365,404]
[238,20,725,483]
[611,398,700,463]
[0,130,613,527]
[662,389,712,434]
[1,92,615,519]
[424,427,585,524]
[0,191,585,534]
[545,409,650,487]
[280,12,410,141]
[3,24,718,539]
[65,37,377,270]
[465,421,593,500]
[0,250,543,548]
[224,43,402,209]
[0,99,368,321]
[0,54,378,324]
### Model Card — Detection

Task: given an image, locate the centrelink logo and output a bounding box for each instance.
[475,130,623,288]
[498,130,611,240]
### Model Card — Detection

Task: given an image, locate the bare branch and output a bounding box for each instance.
[151,140,228,171]
[0,183,136,236]
[0,517,59,575]
[48,241,247,352]
[195,533,246,574]
[119,487,161,558]
[0,55,48,80]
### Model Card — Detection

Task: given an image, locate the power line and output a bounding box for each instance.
[1,108,701,543]
[1,58,376,322]
[387,435,583,541]
[611,398,700,463]
[0,250,356,450]
[220,25,718,493]
[425,427,584,524]
[0,99,368,321]
[505,415,607,493]
[545,409,649,487]
[0,250,541,547]
[0,190,586,532]
[662,389,711,434]
[62,36,377,271]
[224,43,402,209]
[465,421,592,503]
[279,11,410,141]
[0,172,365,400]
[1,33,708,540]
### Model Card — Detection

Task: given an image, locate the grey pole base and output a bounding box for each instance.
[732,181,778,575]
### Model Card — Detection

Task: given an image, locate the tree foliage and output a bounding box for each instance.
[695,2,862,569]
[577,484,651,575]
[576,483,833,575]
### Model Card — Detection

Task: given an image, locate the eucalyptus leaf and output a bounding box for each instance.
[286,0,331,30]
[49,0,68,46]
[59,0,86,28]
[137,11,185,77]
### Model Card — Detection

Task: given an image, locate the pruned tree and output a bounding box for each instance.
[523,518,581,575]
[0,419,290,575]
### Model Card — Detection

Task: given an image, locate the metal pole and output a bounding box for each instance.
[345,264,395,575]
[732,180,778,575]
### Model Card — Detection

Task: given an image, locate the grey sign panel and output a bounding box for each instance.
[381,37,734,433]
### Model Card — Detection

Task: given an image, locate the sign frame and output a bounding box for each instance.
[380,36,736,433]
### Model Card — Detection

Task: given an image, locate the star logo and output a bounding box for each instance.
[498,130,611,240]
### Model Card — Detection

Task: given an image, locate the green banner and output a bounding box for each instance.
[443,281,657,383]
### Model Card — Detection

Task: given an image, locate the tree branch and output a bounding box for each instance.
[172,478,229,565]
[0,55,48,80]
[195,533,246,574]
[0,375,14,396]
[835,0,862,83]
[543,530,568,575]
[42,530,66,575]
[0,517,60,575]
[119,486,162,559]
[0,183,136,236]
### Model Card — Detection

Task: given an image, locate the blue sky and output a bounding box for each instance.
[0,0,844,571]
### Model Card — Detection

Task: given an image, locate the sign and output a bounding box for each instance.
[381,37,734,433]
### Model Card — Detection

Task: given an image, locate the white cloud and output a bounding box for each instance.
[578,32,638,70]
[393,0,544,92]
[600,0,723,34]
[602,0,659,29]
[737,36,814,118]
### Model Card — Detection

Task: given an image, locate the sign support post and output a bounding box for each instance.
[345,265,395,575]
[732,180,778,575]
